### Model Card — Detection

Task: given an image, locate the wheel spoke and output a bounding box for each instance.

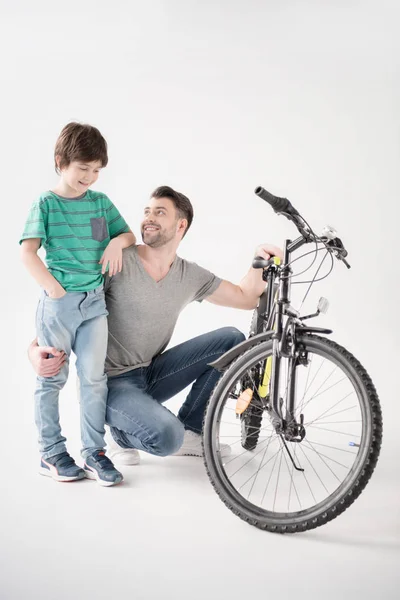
[302,438,350,470]
[297,443,330,493]
[260,447,282,505]
[285,444,302,511]
[304,440,358,455]
[308,425,361,437]
[302,388,354,428]
[306,403,358,425]
[238,444,283,492]
[247,436,274,499]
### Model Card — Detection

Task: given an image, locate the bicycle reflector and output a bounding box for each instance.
[235,388,253,416]
[318,297,329,314]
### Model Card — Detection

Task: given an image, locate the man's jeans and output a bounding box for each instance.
[107,327,245,456]
[35,287,108,459]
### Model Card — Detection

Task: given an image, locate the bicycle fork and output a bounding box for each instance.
[264,343,305,471]
[267,338,305,436]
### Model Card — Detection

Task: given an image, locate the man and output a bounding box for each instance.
[29,185,282,465]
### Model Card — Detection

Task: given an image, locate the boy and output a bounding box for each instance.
[20,122,136,487]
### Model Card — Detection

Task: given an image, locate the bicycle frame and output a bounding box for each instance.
[210,234,334,436]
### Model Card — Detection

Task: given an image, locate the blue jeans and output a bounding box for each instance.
[106,327,245,456]
[35,286,108,459]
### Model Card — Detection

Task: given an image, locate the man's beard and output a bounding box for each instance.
[141,227,175,248]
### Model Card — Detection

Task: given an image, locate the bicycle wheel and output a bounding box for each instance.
[203,335,382,533]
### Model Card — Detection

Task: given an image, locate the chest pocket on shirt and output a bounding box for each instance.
[90,217,108,242]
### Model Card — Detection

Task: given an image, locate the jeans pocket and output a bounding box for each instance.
[90,217,108,242]
[44,290,67,302]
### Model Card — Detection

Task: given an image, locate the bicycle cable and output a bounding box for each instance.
[292,251,334,285]
[295,249,333,313]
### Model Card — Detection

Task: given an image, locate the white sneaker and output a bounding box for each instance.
[172,430,232,458]
[105,427,140,466]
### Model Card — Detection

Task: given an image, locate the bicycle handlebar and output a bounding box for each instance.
[255,186,299,216]
[255,185,351,268]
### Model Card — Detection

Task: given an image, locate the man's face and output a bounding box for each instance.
[141,197,183,248]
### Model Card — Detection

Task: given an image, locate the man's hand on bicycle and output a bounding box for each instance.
[254,243,284,262]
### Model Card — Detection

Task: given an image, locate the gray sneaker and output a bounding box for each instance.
[40,452,86,482]
[84,450,123,487]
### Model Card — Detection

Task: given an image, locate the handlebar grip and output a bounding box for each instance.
[255,186,298,216]
[252,256,274,269]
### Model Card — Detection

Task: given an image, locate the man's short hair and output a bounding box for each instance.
[54,122,108,173]
[151,185,194,237]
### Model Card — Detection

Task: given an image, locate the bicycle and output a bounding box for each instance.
[202,186,382,533]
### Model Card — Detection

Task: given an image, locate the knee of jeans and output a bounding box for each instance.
[152,418,184,457]
[221,326,245,349]
[37,369,68,390]
[76,365,106,386]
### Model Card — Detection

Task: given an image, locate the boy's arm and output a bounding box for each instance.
[99,230,136,276]
[113,230,136,249]
[20,238,66,298]
[100,196,136,275]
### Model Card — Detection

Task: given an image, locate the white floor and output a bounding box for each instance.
[1,435,399,600]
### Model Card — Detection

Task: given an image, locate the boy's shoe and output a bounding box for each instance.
[40,452,86,482]
[106,429,140,466]
[172,430,232,458]
[83,450,123,487]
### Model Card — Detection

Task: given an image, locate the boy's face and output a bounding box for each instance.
[59,159,102,195]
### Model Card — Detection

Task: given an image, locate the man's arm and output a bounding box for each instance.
[206,243,283,310]
[28,339,66,377]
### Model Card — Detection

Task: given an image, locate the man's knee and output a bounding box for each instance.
[151,417,184,456]
[220,326,246,350]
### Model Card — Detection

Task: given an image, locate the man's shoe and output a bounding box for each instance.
[106,428,140,466]
[83,450,123,487]
[40,452,86,482]
[172,430,232,458]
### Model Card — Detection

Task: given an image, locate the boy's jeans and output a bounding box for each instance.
[35,286,108,460]
[106,327,245,456]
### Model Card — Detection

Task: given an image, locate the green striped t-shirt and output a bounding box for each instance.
[19,190,130,291]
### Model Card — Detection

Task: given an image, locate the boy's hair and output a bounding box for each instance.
[54,122,108,173]
[151,185,194,237]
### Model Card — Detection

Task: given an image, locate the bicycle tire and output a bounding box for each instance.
[203,334,382,533]
[241,398,264,450]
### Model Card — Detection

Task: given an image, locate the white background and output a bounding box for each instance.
[1,1,399,598]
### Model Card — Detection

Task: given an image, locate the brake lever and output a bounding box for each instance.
[324,236,351,269]
[340,257,351,269]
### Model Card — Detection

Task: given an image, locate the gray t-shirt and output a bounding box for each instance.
[104,245,222,376]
